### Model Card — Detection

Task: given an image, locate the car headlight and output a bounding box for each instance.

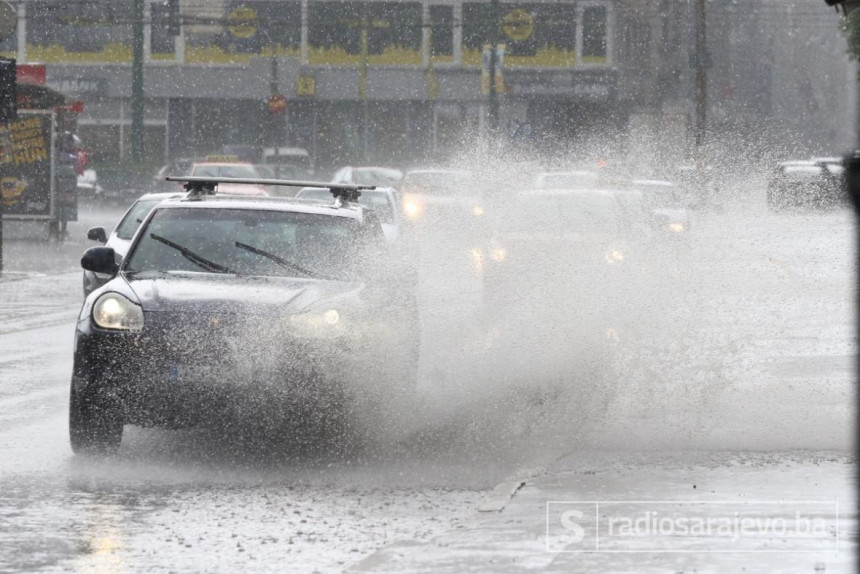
[289,309,346,339]
[472,205,485,217]
[92,292,144,331]
[489,247,507,263]
[664,222,686,233]
[605,248,625,265]
[402,194,424,220]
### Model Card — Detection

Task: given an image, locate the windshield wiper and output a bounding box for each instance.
[150,233,238,275]
[234,241,327,279]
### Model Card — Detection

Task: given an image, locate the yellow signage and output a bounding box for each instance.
[228,6,258,39]
[297,75,316,97]
[502,9,534,42]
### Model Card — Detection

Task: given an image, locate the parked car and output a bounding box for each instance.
[83,191,185,296]
[72,182,418,453]
[767,160,845,211]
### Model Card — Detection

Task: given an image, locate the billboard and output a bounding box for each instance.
[0,111,55,218]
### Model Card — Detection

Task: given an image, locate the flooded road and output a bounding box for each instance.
[0,190,855,572]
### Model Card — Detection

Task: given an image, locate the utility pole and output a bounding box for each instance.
[488,0,500,132]
[131,0,145,163]
[359,5,369,162]
[694,0,707,170]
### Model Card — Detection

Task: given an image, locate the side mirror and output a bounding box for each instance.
[81,247,119,275]
[87,226,107,244]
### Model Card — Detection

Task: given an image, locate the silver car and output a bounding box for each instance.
[83,191,185,296]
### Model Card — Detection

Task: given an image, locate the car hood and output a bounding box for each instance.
[126,274,363,315]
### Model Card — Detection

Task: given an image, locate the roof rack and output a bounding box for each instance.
[166,176,374,203]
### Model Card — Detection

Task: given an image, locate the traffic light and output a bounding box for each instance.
[167,0,180,36]
[0,58,16,123]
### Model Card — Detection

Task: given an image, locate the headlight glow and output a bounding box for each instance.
[473,205,485,217]
[605,249,625,265]
[665,222,686,233]
[402,194,424,220]
[489,247,507,263]
[92,293,144,331]
[289,309,346,339]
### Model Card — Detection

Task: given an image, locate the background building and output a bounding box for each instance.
[1,0,854,172]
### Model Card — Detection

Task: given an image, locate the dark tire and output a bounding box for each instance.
[69,381,123,455]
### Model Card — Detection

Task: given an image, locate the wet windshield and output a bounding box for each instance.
[125,208,360,280]
[114,199,163,240]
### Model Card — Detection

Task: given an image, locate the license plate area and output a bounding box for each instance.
[170,363,235,384]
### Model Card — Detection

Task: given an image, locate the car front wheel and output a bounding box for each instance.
[69,379,123,454]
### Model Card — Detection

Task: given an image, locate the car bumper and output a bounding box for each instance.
[72,316,367,428]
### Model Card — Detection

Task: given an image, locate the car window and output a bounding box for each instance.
[125,208,366,280]
[255,165,275,179]
[782,165,823,178]
[114,199,163,240]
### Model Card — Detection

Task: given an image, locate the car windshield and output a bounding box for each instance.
[402,172,475,196]
[124,207,362,280]
[191,164,258,179]
[506,194,620,236]
[114,199,163,240]
[300,188,395,223]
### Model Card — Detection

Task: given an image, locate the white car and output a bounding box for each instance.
[83,191,185,295]
[295,186,402,242]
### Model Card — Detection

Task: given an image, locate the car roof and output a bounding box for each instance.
[136,191,187,202]
[153,194,364,219]
[778,160,819,167]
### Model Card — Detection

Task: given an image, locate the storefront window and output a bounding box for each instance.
[430,5,454,63]
[308,2,422,65]
[582,5,608,62]
[25,0,134,62]
[462,2,577,67]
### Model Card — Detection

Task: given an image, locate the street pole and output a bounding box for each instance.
[694,0,707,170]
[488,0,500,132]
[359,7,369,162]
[131,0,145,163]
